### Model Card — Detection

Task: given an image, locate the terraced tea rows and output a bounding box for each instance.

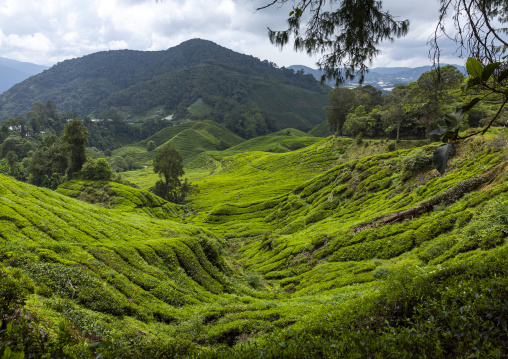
[1,134,507,358]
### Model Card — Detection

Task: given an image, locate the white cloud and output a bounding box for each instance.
[108,40,129,49]
[0,0,468,69]
[4,33,54,52]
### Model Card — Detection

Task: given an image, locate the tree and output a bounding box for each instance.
[1,135,27,159]
[152,143,184,203]
[0,125,9,143]
[28,117,41,136]
[410,65,464,130]
[28,135,68,189]
[5,151,18,176]
[324,87,357,134]
[258,0,409,85]
[382,84,411,141]
[80,158,113,181]
[356,85,383,110]
[342,105,368,137]
[62,119,89,180]
[259,1,505,83]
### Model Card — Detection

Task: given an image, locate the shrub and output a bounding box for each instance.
[80,158,113,181]
[146,140,156,151]
[401,149,432,180]
[387,142,396,151]
[245,273,263,288]
[372,266,390,279]
[355,132,363,145]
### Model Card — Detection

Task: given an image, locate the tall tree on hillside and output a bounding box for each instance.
[355,85,383,111]
[62,119,89,180]
[1,135,30,159]
[28,135,69,189]
[5,151,18,176]
[382,84,411,141]
[153,143,184,202]
[342,105,368,137]
[324,87,357,134]
[411,65,465,130]
[325,86,378,135]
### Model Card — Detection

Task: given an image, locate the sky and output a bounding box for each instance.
[0,0,465,69]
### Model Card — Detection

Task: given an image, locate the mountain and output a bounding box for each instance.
[289,64,466,90]
[0,57,48,94]
[0,39,330,133]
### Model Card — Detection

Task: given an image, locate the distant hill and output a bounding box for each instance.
[0,57,48,94]
[0,39,330,134]
[289,64,466,90]
[112,120,245,166]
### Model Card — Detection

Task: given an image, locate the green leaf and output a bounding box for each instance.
[481,62,501,81]
[441,130,458,143]
[2,347,12,359]
[88,342,104,350]
[498,69,508,83]
[466,76,481,91]
[433,143,452,175]
[466,58,483,78]
[428,127,447,136]
[444,109,464,131]
[462,97,481,112]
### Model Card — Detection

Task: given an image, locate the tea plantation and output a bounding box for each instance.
[1,134,507,358]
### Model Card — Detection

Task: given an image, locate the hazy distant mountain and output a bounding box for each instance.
[289,64,466,90]
[0,39,330,132]
[0,57,48,94]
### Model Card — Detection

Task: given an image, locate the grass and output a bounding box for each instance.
[1,131,508,358]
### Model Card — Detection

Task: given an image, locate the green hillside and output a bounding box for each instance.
[1,133,507,358]
[0,39,330,134]
[56,180,185,220]
[111,121,245,170]
[119,122,328,190]
[307,122,333,137]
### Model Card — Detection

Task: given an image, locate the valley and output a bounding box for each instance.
[1,128,507,358]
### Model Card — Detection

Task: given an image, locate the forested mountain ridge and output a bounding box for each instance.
[0,39,330,132]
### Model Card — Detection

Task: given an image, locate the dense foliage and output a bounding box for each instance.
[323,65,508,144]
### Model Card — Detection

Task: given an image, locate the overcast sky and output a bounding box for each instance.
[0,0,464,69]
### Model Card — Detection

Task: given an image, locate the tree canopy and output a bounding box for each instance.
[259,0,506,84]
[153,143,186,203]
[62,119,89,180]
[259,0,409,85]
